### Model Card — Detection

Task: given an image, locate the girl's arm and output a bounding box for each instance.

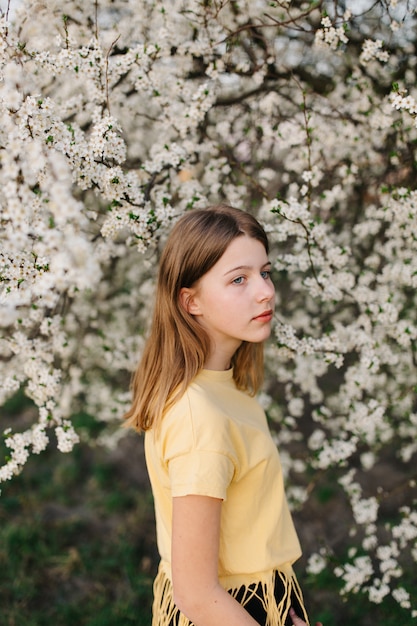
[171,494,260,626]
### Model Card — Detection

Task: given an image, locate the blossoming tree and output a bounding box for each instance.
[1,0,416,618]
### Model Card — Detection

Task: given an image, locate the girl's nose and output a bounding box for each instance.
[256,277,275,303]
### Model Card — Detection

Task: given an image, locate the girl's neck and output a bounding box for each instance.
[203,347,234,371]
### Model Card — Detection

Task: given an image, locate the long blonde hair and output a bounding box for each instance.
[124,204,270,431]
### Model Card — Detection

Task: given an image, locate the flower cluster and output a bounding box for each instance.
[314,16,349,51]
[391,89,417,127]
[360,39,390,65]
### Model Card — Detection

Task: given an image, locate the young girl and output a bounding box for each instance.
[125,205,322,626]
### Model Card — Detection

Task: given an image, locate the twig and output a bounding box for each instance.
[94,0,99,40]
[218,1,323,44]
[292,73,313,207]
[105,35,120,114]
[274,210,324,290]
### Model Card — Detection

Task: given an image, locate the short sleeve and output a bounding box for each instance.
[168,449,235,500]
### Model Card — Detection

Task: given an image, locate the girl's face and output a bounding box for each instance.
[181,235,275,370]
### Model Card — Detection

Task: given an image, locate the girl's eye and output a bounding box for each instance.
[261,270,271,280]
[232,276,244,284]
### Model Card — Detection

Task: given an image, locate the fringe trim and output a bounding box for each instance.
[151,565,309,626]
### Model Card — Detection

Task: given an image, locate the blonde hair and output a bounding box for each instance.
[124,204,270,431]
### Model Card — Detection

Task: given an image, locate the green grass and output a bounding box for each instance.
[0,414,155,626]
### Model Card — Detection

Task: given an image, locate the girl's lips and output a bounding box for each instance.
[253,310,273,321]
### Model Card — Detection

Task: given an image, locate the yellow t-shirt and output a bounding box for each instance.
[145,368,302,596]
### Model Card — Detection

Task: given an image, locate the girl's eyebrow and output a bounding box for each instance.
[223,261,271,276]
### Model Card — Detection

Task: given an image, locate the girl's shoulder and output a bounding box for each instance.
[150,378,239,464]
[163,378,229,431]
[162,370,265,441]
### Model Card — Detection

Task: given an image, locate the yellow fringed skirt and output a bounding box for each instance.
[151,563,309,626]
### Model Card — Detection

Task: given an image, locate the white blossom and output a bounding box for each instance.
[335,555,373,594]
[306,550,328,575]
[360,40,390,65]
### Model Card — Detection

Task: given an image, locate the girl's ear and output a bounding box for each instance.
[179,287,201,316]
